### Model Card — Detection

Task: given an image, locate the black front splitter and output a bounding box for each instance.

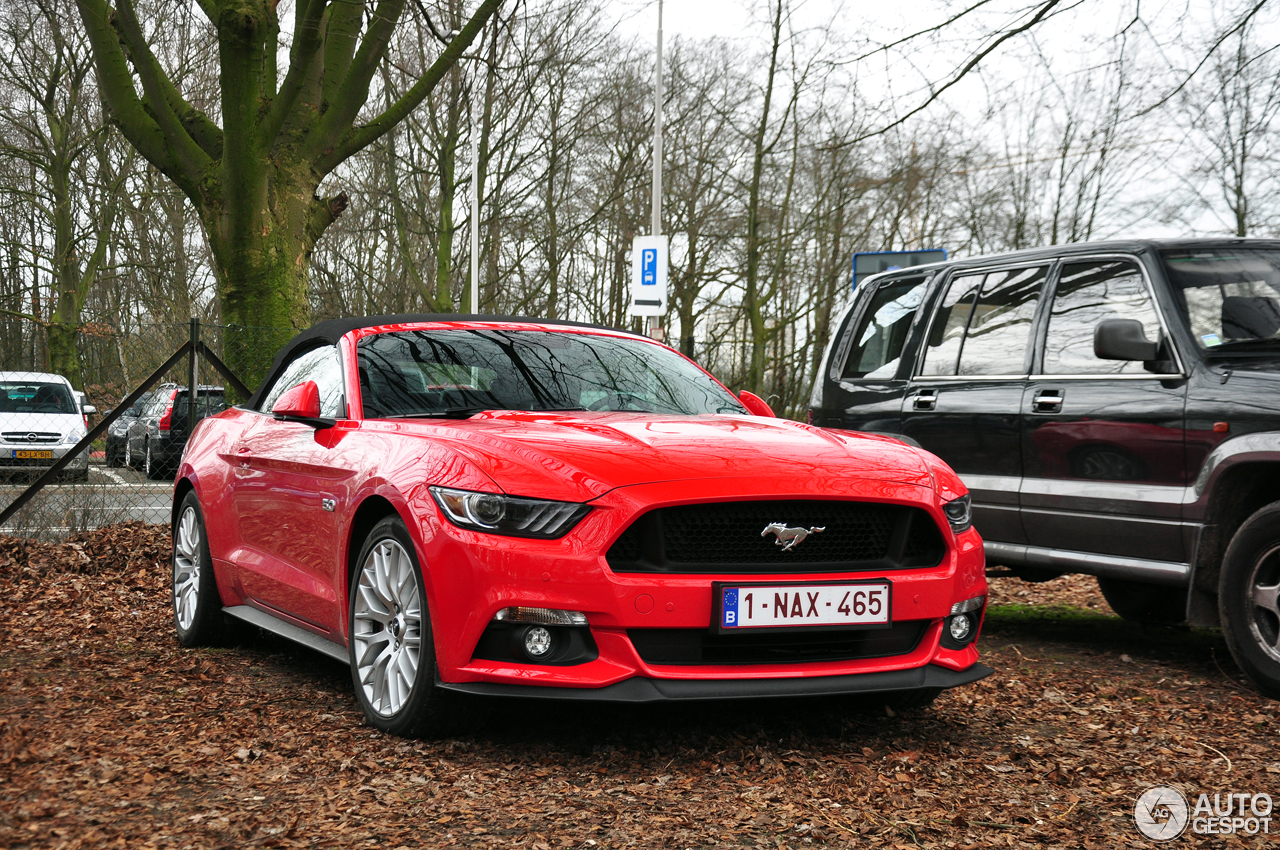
[438,662,993,704]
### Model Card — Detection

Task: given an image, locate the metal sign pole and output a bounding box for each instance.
[470,89,481,314]
[649,0,663,339]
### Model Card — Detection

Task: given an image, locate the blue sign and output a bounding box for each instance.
[642,249,658,285]
[852,249,947,288]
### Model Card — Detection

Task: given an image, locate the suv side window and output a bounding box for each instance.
[958,265,1048,376]
[1042,260,1162,375]
[260,345,346,418]
[920,273,983,376]
[840,275,929,379]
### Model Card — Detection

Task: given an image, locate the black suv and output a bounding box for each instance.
[124,384,226,479]
[810,239,1280,697]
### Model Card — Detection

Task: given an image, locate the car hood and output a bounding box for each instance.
[388,412,933,502]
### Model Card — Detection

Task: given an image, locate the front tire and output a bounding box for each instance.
[124,439,134,470]
[172,491,225,646]
[1220,502,1280,698]
[1097,577,1187,625]
[349,517,454,737]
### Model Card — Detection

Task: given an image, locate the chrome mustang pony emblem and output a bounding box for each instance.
[761,522,825,552]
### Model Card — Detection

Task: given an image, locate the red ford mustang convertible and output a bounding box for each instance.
[171,315,990,736]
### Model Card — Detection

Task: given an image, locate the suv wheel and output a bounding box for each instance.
[145,441,165,480]
[1220,502,1280,698]
[1097,577,1187,625]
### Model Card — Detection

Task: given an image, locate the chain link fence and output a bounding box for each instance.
[0,321,288,540]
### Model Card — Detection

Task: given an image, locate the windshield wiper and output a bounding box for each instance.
[386,407,491,419]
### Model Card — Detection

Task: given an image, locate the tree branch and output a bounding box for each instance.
[315,0,501,176]
[1133,0,1270,118]
[261,0,327,144]
[850,0,1065,145]
[113,0,221,161]
[305,0,408,164]
[73,0,203,199]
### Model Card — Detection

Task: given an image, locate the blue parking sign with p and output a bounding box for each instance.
[642,249,657,285]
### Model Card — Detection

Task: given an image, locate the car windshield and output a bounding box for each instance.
[357,329,747,417]
[1161,247,1280,351]
[0,381,75,414]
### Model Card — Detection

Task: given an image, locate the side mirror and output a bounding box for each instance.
[739,390,776,417]
[82,404,97,415]
[1094,318,1159,362]
[271,381,331,427]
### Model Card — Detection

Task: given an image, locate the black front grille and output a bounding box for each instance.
[628,620,928,665]
[607,500,945,574]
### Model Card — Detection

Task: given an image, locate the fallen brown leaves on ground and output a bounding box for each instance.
[1,524,1276,849]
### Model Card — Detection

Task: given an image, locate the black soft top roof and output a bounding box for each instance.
[246,313,620,409]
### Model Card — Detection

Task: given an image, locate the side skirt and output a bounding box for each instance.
[223,605,349,665]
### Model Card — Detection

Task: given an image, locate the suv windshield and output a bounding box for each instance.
[0,381,75,414]
[1161,247,1280,351]
[357,329,746,417]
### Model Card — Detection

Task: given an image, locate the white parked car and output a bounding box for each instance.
[0,371,90,480]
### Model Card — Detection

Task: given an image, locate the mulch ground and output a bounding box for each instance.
[1,524,1277,849]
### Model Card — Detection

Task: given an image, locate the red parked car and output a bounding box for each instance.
[171,315,989,736]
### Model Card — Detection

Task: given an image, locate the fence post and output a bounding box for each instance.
[189,318,199,433]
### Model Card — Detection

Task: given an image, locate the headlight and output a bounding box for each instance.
[429,486,590,539]
[942,494,972,534]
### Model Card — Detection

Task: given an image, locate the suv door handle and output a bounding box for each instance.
[912,389,937,411]
[1032,390,1063,413]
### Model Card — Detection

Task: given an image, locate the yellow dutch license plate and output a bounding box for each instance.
[13,450,53,459]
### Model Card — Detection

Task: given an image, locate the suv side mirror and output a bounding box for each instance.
[1094,318,1159,362]
[739,390,776,417]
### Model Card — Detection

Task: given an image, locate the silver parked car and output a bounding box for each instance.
[0,371,90,480]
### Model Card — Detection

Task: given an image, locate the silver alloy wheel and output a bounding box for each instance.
[124,440,132,469]
[145,442,153,476]
[1248,545,1280,665]
[173,505,202,631]
[352,538,423,717]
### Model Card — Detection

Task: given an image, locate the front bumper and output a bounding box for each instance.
[410,476,990,698]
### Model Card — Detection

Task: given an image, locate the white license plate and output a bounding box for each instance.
[717,581,892,631]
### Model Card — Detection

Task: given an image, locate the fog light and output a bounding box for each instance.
[523,626,553,659]
[948,614,972,643]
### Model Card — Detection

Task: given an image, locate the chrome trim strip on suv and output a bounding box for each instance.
[984,541,1190,586]
[1026,373,1186,381]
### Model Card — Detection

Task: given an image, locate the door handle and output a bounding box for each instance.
[1032,390,1063,413]
[912,389,937,411]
